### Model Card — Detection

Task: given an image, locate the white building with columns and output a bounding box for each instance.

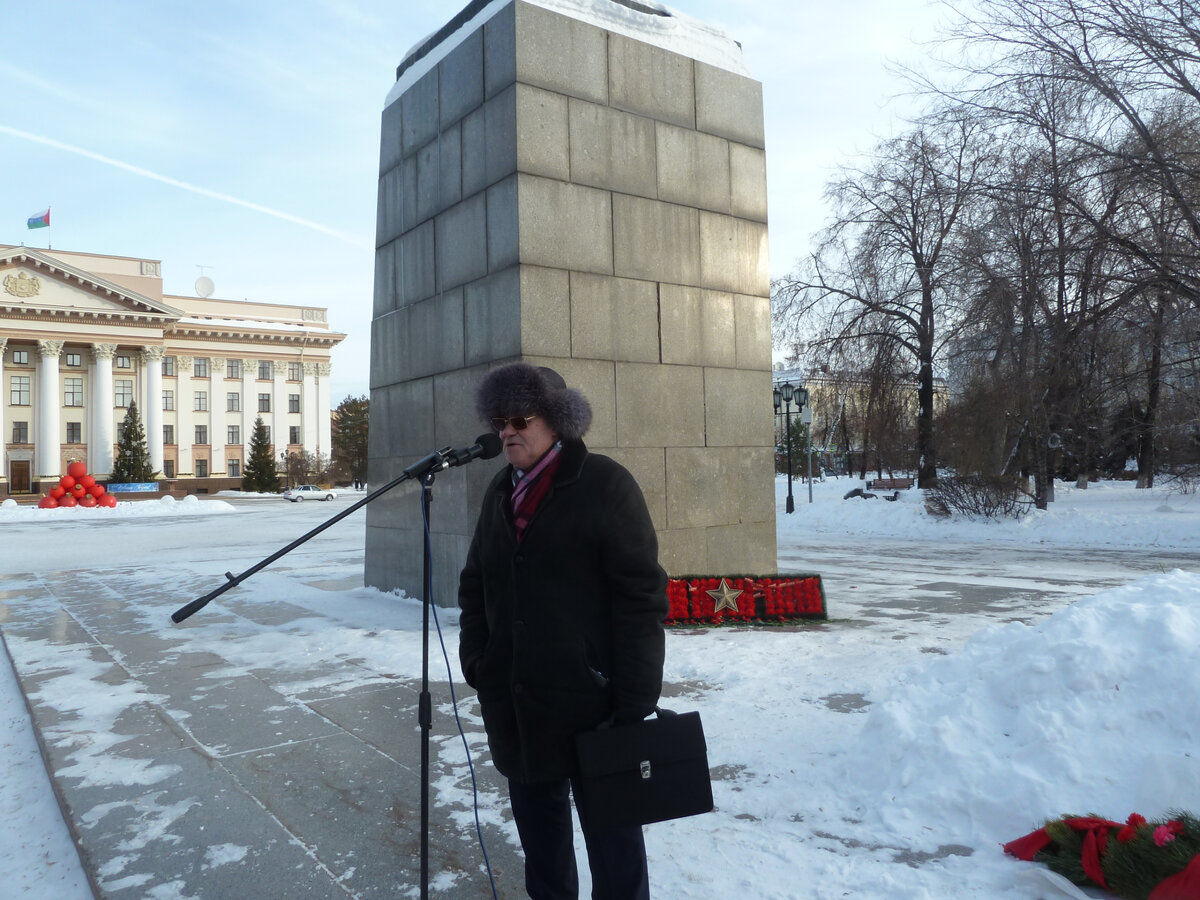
[1,246,345,499]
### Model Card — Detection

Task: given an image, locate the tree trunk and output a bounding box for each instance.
[917,287,938,488]
[1136,296,1165,489]
[1032,435,1050,510]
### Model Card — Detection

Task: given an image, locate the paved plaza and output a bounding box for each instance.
[2,495,1195,898]
[0,561,525,898]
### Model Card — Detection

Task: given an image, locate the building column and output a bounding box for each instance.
[302,362,320,453]
[317,362,332,460]
[90,343,117,477]
[142,346,164,477]
[208,357,224,475]
[273,364,287,459]
[0,337,7,489]
[35,340,64,481]
[242,362,254,468]
[176,356,193,477]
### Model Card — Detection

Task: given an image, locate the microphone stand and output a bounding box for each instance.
[172,436,501,900]
[172,446,456,623]
[419,471,435,900]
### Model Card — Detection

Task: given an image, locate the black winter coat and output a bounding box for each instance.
[458,439,668,783]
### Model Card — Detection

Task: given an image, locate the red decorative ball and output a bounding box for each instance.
[79,493,98,508]
[99,494,117,508]
[59,494,78,508]
[71,483,86,498]
[60,475,76,490]
[50,485,66,499]
[39,496,58,509]
[67,461,88,480]
[89,484,106,498]
[80,474,96,489]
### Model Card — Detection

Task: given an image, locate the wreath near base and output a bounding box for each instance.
[1005,811,1200,899]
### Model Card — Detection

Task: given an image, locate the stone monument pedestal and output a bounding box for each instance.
[368,0,775,604]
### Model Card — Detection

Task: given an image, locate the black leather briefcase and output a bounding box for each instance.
[574,708,714,828]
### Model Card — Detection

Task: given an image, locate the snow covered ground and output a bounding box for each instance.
[1,476,1198,899]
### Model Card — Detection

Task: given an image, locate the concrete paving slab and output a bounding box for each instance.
[0,569,527,899]
[67,744,354,900]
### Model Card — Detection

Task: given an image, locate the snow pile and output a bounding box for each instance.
[0,496,236,522]
[778,477,1200,549]
[387,0,750,107]
[844,570,1200,846]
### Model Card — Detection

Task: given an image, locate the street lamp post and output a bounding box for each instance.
[773,382,796,514]
[796,386,812,504]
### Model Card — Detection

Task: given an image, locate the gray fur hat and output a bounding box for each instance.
[475,362,592,441]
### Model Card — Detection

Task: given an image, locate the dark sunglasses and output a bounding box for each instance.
[490,414,539,432]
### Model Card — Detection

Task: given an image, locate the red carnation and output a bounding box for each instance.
[1119,813,1148,843]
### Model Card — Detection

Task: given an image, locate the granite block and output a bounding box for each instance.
[569,272,660,363]
[608,33,694,128]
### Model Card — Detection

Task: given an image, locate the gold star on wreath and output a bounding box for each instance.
[707,578,743,614]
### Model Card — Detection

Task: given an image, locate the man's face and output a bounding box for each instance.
[498,414,557,470]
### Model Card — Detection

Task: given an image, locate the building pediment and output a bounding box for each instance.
[0,247,182,325]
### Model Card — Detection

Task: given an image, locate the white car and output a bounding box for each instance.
[283,485,337,502]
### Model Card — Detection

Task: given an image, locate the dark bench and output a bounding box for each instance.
[866,477,915,491]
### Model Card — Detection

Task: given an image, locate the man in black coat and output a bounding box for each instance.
[458,362,668,900]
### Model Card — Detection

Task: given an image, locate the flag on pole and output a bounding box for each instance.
[27,208,50,229]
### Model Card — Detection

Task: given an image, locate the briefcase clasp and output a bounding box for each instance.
[639,760,651,780]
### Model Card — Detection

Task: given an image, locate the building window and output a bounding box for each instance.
[258,360,273,380]
[64,377,84,407]
[196,459,208,478]
[258,393,271,412]
[162,356,176,376]
[116,355,132,369]
[12,349,29,365]
[163,389,175,411]
[11,421,28,443]
[10,375,30,406]
[66,422,82,443]
[227,358,242,379]
[263,426,271,443]
[289,426,301,445]
[227,392,240,412]
[288,362,303,381]
[227,425,240,445]
[114,379,133,408]
[228,459,240,478]
[65,352,82,367]
[288,393,301,413]
[194,358,209,378]
[164,425,175,445]
[195,425,208,445]
[194,391,208,411]
[164,459,175,478]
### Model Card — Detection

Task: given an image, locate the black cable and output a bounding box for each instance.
[423,497,499,899]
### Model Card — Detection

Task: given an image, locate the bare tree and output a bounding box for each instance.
[773,113,982,487]
[936,0,1200,306]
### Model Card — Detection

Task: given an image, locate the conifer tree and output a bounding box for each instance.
[243,416,280,493]
[111,400,155,482]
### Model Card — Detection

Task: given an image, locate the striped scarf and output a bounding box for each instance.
[511,442,563,542]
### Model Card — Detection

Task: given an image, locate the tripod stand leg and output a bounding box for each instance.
[420,476,434,900]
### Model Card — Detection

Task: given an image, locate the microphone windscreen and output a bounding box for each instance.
[476,432,503,459]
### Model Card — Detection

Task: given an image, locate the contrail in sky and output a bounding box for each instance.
[0,125,371,248]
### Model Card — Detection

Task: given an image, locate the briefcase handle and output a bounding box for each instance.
[597,705,680,731]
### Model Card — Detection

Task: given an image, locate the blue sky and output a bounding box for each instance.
[1,0,937,401]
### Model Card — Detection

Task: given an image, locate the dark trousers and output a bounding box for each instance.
[508,777,649,900]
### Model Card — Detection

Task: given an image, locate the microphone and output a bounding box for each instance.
[445,432,503,467]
